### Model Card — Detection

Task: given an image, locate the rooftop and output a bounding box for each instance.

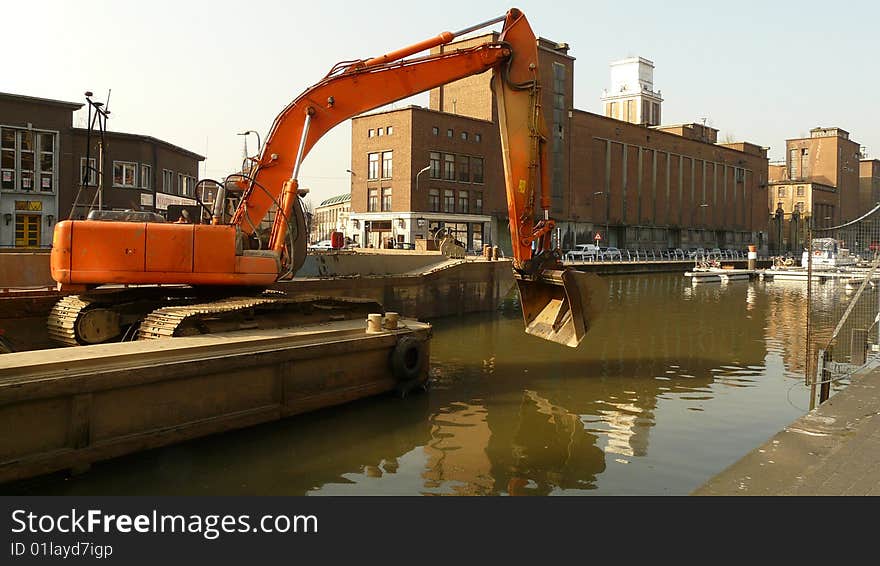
[71,128,205,161]
[318,193,351,207]
[0,91,83,111]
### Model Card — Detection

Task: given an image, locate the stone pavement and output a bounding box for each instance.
[693,365,880,495]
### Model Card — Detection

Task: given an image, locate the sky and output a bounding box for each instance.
[4,0,878,207]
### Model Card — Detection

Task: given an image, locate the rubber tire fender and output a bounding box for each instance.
[390,335,427,382]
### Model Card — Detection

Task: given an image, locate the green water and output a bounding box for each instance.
[6,274,822,495]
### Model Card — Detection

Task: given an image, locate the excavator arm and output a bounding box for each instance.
[232,8,606,345]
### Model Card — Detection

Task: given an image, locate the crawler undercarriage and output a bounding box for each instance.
[47,287,382,346]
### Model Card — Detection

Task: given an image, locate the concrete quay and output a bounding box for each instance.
[693,365,880,495]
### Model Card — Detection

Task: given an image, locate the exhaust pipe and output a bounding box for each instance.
[515,268,607,348]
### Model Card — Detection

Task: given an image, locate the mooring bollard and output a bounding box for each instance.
[385,312,400,330]
[747,244,757,270]
[366,313,384,334]
[492,246,500,261]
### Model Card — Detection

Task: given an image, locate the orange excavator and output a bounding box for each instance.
[48,8,605,348]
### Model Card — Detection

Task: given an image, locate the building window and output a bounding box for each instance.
[475,133,482,143]
[368,153,379,179]
[471,157,484,184]
[368,188,378,212]
[1,129,14,190]
[474,193,483,213]
[461,131,468,141]
[458,190,468,213]
[443,190,454,213]
[457,155,469,182]
[777,187,786,198]
[113,161,138,188]
[163,169,174,193]
[177,174,196,196]
[796,201,805,212]
[789,148,798,179]
[472,223,483,249]
[368,129,375,138]
[381,151,392,178]
[447,128,453,138]
[796,186,805,197]
[80,157,97,186]
[429,189,440,212]
[1,127,55,192]
[381,187,392,211]
[444,154,455,181]
[625,100,635,122]
[387,126,393,135]
[18,130,35,191]
[377,128,384,137]
[38,133,54,192]
[429,152,441,179]
[432,127,439,136]
[140,164,152,189]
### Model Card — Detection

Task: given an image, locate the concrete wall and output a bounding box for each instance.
[281,258,516,320]
[0,251,53,288]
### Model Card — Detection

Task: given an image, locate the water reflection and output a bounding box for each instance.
[4,274,814,496]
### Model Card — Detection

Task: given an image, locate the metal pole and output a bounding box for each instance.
[806,218,814,403]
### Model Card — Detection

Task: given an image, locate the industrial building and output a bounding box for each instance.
[347,34,770,253]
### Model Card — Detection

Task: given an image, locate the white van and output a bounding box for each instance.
[564,244,599,261]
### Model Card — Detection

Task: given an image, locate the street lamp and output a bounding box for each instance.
[238,130,262,173]
[415,165,430,192]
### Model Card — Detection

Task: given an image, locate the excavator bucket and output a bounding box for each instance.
[514,268,608,348]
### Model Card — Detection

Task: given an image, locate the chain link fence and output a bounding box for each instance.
[806,203,880,408]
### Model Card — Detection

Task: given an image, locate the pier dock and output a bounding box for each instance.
[0,318,431,484]
[693,365,880,495]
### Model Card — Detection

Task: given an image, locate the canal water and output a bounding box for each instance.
[6,274,830,495]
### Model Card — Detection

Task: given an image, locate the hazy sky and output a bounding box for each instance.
[4,0,878,206]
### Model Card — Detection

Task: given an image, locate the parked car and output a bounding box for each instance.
[308,240,333,250]
[599,246,622,261]
[564,244,599,261]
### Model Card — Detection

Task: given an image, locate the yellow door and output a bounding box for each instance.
[15,214,40,248]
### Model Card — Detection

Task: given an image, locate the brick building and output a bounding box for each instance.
[767,127,864,253]
[349,106,499,250]
[0,92,203,249]
[346,35,770,253]
[860,159,880,214]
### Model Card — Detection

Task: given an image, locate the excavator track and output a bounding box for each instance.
[47,289,383,345]
[137,294,382,340]
[47,295,94,346]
